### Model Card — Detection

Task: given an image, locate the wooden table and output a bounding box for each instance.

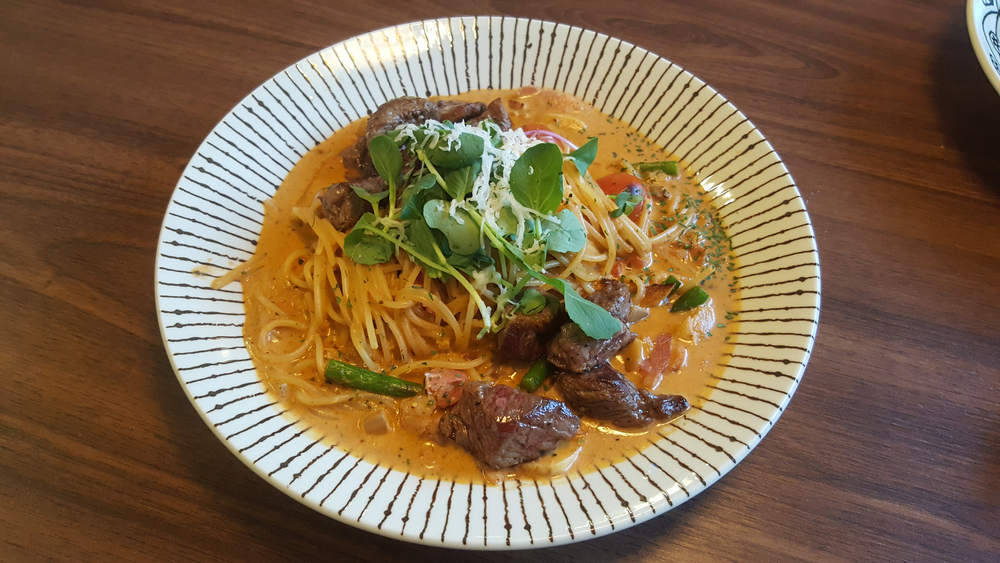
[3,1,998,561]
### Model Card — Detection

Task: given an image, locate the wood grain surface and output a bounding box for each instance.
[2,1,998,561]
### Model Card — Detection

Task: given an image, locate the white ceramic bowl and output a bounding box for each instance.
[969,0,1000,94]
[155,17,820,549]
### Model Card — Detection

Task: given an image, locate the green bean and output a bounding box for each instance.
[635,161,679,176]
[324,359,424,397]
[671,286,710,313]
[664,275,682,297]
[519,360,556,393]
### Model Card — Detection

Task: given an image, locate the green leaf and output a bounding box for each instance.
[402,173,437,201]
[529,277,620,340]
[487,124,503,148]
[369,135,403,186]
[463,204,622,339]
[423,200,481,255]
[509,143,564,215]
[446,248,494,272]
[542,209,587,253]
[557,282,622,339]
[568,137,599,177]
[425,133,484,168]
[403,217,448,278]
[442,161,481,200]
[664,275,682,297]
[399,175,441,220]
[608,188,644,218]
[389,127,422,148]
[343,213,394,265]
[495,205,520,237]
[350,184,389,210]
[522,231,547,271]
[518,288,549,316]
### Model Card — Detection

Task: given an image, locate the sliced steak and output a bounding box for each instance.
[367,97,486,140]
[496,294,563,362]
[435,99,489,124]
[316,176,388,231]
[546,279,638,372]
[344,96,487,176]
[587,279,633,322]
[341,137,377,179]
[556,363,689,428]
[439,381,581,469]
[546,325,636,373]
[469,98,512,131]
[366,97,438,141]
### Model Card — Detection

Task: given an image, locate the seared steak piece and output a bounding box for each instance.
[587,279,633,323]
[435,99,489,125]
[469,98,512,131]
[342,137,377,179]
[439,381,581,469]
[546,325,637,373]
[556,363,688,428]
[366,97,436,141]
[497,294,564,362]
[368,97,486,140]
[316,176,388,231]
[343,96,487,176]
[546,279,639,372]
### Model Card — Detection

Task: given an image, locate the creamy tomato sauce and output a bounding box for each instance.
[239,88,741,483]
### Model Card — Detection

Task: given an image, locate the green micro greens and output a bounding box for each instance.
[608,188,644,218]
[341,125,621,340]
[368,135,402,218]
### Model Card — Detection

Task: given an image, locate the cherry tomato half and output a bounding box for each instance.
[596,173,646,221]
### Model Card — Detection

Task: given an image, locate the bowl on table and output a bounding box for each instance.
[154,16,821,548]
[968,0,1000,94]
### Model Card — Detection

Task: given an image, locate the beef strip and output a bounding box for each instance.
[546,325,637,373]
[496,294,564,362]
[343,97,488,177]
[435,99,489,125]
[342,137,377,179]
[368,97,487,140]
[315,176,388,231]
[469,98,513,131]
[546,279,639,372]
[586,279,632,322]
[556,363,689,428]
[439,381,581,469]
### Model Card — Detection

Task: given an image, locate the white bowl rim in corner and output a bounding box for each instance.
[968,0,1000,94]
